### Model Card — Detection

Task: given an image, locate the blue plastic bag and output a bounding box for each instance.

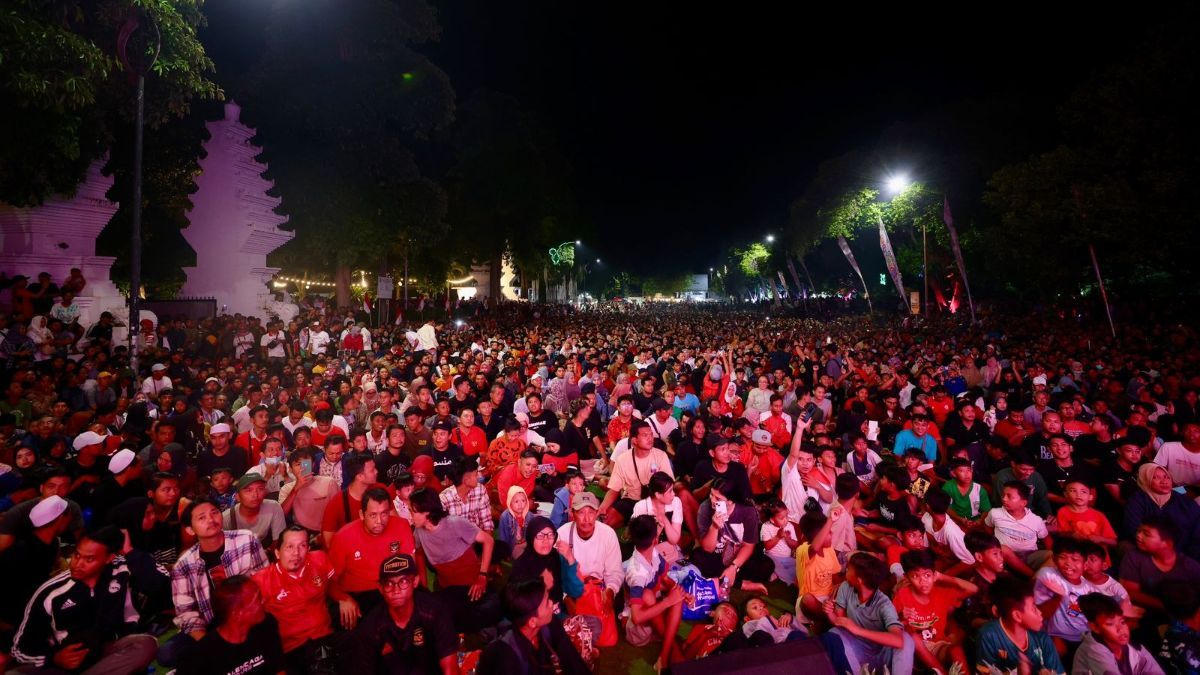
[669,563,720,621]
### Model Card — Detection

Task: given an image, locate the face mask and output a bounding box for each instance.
[265,456,280,466]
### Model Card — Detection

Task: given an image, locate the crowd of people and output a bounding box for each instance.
[1,281,1199,675]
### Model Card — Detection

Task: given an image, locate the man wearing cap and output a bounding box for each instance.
[556,492,623,606]
[85,370,118,410]
[197,422,249,481]
[0,495,71,626]
[87,448,144,517]
[223,472,287,550]
[0,467,83,553]
[329,487,419,627]
[140,363,172,401]
[163,497,269,666]
[347,553,457,674]
[308,320,331,357]
[65,429,111,503]
[598,420,674,528]
[10,526,162,675]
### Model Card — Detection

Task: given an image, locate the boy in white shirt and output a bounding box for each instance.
[985,479,1052,577]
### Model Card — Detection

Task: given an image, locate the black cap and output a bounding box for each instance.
[379,554,419,579]
[580,382,597,396]
[432,420,454,432]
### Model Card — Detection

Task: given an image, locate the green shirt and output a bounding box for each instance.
[942,480,991,520]
[975,620,1064,674]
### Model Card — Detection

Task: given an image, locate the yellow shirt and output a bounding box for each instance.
[796,543,840,597]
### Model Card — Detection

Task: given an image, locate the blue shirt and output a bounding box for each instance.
[975,620,1064,674]
[674,393,700,415]
[893,429,939,463]
[833,582,902,632]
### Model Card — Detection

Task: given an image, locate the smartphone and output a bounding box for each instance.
[714,501,727,516]
[826,336,832,345]
[800,402,817,423]
[300,459,313,477]
[537,463,555,475]
[867,420,879,441]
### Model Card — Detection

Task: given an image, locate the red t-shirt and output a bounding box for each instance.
[253,551,336,653]
[328,517,416,594]
[235,431,269,465]
[1055,506,1117,541]
[495,465,537,507]
[321,484,394,535]
[451,426,488,457]
[892,585,964,642]
[310,425,346,448]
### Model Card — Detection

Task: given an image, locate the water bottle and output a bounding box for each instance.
[719,574,731,599]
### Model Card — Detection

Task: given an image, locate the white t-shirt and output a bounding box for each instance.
[645,415,678,441]
[781,459,824,524]
[141,375,173,397]
[631,496,683,531]
[760,521,797,558]
[984,507,1048,554]
[1033,567,1095,641]
[260,332,287,358]
[308,330,331,355]
[1154,442,1200,487]
[922,512,974,565]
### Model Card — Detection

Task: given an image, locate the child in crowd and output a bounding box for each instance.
[622,514,686,669]
[830,473,861,560]
[956,532,1011,631]
[1054,477,1118,547]
[922,489,975,574]
[759,499,799,584]
[741,596,806,644]
[681,602,743,660]
[893,549,976,675]
[1033,536,1094,654]
[1079,540,1132,616]
[902,448,934,503]
[392,471,415,524]
[843,432,883,489]
[856,465,911,551]
[940,456,990,529]
[985,479,1052,577]
[498,485,532,559]
[885,515,930,580]
[1073,593,1163,675]
[1159,581,1200,674]
[795,508,843,626]
[819,553,914,675]
[208,467,236,511]
[975,576,1066,674]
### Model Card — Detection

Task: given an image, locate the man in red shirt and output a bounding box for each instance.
[744,429,784,498]
[235,405,271,465]
[321,454,386,549]
[253,526,337,671]
[329,487,418,630]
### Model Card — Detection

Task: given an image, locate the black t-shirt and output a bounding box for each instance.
[348,590,457,675]
[448,394,476,416]
[421,444,465,481]
[872,492,912,524]
[196,447,249,482]
[525,411,557,437]
[375,450,411,485]
[1038,461,1094,497]
[945,418,990,449]
[672,439,705,480]
[562,422,593,460]
[690,460,753,504]
[179,615,285,675]
[1075,436,1115,464]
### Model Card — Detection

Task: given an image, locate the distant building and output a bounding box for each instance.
[676,274,709,301]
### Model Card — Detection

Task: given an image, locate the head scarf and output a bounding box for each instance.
[510,515,563,601]
[1137,462,1172,508]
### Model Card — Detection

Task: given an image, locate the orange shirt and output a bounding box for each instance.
[328,517,417,594]
[607,417,633,445]
[253,552,336,653]
[485,436,527,477]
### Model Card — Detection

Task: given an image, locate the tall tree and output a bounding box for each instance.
[0,0,220,205]
[238,0,455,307]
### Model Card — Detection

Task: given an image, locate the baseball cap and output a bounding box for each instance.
[751,429,773,446]
[151,363,167,372]
[209,423,232,435]
[236,472,267,491]
[1032,375,1048,386]
[571,492,601,511]
[30,495,68,528]
[98,371,113,379]
[108,449,136,474]
[205,376,220,385]
[432,421,454,432]
[72,430,108,451]
[379,554,419,579]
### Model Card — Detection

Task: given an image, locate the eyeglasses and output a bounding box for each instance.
[534,531,557,542]
[382,577,416,590]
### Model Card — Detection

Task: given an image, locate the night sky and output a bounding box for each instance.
[203,2,1159,277]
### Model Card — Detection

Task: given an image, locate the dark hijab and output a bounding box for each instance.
[509,515,563,601]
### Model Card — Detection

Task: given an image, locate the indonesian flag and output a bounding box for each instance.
[362,294,372,314]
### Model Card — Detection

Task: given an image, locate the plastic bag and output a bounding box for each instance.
[669,563,721,621]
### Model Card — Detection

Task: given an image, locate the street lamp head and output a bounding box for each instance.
[885,175,911,195]
[575,240,581,245]
[765,235,775,243]
[595,258,601,264]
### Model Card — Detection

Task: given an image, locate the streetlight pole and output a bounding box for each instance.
[922,221,929,318]
[117,11,160,378]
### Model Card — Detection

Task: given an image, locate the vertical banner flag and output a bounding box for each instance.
[877,215,907,306]
[837,236,873,312]
[1089,244,1117,338]
[942,197,976,324]
[776,270,789,296]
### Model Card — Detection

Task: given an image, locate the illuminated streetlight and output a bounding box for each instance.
[885,175,911,195]
[575,240,581,245]
[595,258,601,264]
[765,234,775,243]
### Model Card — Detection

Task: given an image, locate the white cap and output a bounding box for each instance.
[72,430,108,451]
[108,449,136,474]
[205,377,220,384]
[151,363,167,372]
[30,495,68,528]
[210,422,232,435]
[1032,375,1048,386]
[751,429,773,446]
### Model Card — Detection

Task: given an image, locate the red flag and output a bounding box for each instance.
[362,294,372,314]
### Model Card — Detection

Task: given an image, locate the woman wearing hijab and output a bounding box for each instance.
[26,316,53,362]
[510,516,584,605]
[1124,462,1200,559]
